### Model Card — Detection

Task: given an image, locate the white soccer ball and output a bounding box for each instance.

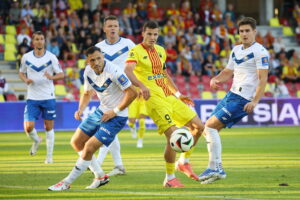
[170,128,194,153]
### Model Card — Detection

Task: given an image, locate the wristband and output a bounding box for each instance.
[175,91,181,98]
[113,107,120,114]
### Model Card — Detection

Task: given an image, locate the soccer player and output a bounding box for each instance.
[125,21,204,187]
[95,15,136,176]
[198,17,269,184]
[48,46,137,191]
[19,31,64,164]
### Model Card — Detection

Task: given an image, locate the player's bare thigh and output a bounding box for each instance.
[206,115,225,131]
[70,128,91,152]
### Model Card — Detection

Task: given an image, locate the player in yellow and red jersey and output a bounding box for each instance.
[125,21,204,187]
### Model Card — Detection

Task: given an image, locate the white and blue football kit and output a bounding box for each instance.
[212,42,269,128]
[79,61,132,146]
[19,50,62,121]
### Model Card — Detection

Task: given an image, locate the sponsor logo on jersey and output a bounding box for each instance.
[147,74,166,80]
[117,74,129,86]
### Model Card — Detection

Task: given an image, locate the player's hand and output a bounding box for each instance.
[210,78,221,90]
[74,110,83,120]
[140,85,150,100]
[179,95,195,106]
[101,110,116,122]
[243,101,257,113]
[25,79,33,85]
[44,72,53,80]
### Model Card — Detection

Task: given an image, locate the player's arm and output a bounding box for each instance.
[101,85,137,122]
[44,56,64,80]
[164,69,194,106]
[125,62,150,100]
[19,72,33,85]
[44,72,64,81]
[74,90,93,120]
[210,68,234,90]
[244,69,268,113]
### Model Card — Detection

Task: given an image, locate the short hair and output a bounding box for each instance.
[104,15,118,24]
[32,31,45,40]
[86,46,102,57]
[143,20,159,31]
[238,17,257,30]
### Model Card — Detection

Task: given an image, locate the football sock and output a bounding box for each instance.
[137,118,145,139]
[28,128,39,143]
[97,146,109,166]
[204,126,222,170]
[165,162,175,180]
[45,129,54,158]
[179,146,195,164]
[64,157,91,184]
[128,121,135,129]
[109,136,123,167]
[78,152,104,178]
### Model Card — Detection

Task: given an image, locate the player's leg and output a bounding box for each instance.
[107,136,126,176]
[136,114,146,148]
[128,99,138,138]
[24,100,42,156]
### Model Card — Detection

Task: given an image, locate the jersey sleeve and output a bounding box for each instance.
[225,49,234,70]
[19,55,27,73]
[51,55,63,73]
[111,65,132,91]
[126,47,138,63]
[128,39,136,50]
[254,47,269,69]
[83,67,93,91]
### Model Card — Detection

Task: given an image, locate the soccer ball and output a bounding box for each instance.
[170,128,194,153]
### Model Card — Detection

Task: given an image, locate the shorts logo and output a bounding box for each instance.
[222,117,227,121]
[222,107,232,117]
[47,110,55,114]
[118,74,129,86]
[102,137,107,140]
[262,57,269,66]
[100,127,111,135]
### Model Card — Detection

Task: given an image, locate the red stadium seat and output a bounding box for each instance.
[189,75,200,86]
[295,83,300,91]
[5,93,17,101]
[175,74,185,85]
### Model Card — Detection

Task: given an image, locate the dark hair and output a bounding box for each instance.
[104,15,118,24]
[32,31,45,40]
[86,46,102,57]
[143,20,159,31]
[238,17,257,30]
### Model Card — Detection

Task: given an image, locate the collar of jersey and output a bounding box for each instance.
[33,50,46,58]
[241,42,256,50]
[105,37,121,45]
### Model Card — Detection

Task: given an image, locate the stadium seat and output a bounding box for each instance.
[5,35,17,44]
[269,17,281,27]
[175,74,185,85]
[80,85,84,95]
[216,91,226,99]
[297,91,300,98]
[5,25,17,35]
[189,75,200,86]
[201,91,213,99]
[0,94,5,102]
[55,84,67,96]
[0,34,4,44]
[0,52,3,60]
[5,43,17,53]
[283,26,294,36]
[5,94,17,101]
[0,44,4,53]
[78,59,86,69]
[295,83,300,91]
[4,51,16,61]
[205,26,212,36]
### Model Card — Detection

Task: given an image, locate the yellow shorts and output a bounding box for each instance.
[128,97,147,118]
[145,95,196,135]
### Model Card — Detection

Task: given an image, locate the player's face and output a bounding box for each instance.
[103,20,120,39]
[32,34,45,50]
[142,28,159,47]
[87,51,105,74]
[239,24,256,46]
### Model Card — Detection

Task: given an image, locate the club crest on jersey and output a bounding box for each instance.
[143,56,147,59]
[158,53,162,58]
[130,52,134,57]
[118,74,129,86]
[261,57,269,66]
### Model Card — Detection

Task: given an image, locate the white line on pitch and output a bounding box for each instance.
[0,185,266,200]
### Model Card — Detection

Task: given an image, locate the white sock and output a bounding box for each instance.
[109,136,123,167]
[46,129,54,158]
[78,151,104,178]
[178,156,189,164]
[28,128,39,142]
[97,145,109,166]
[166,173,175,180]
[64,157,91,184]
[204,126,222,170]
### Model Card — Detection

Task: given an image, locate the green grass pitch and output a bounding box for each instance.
[0,126,299,200]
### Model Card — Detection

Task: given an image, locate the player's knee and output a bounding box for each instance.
[70,138,83,151]
[25,125,34,133]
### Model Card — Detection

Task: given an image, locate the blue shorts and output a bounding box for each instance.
[79,108,128,146]
[211,91,250,128]
[24,99,56,121]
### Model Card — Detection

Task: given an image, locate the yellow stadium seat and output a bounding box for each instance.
[216,91,226,99]
[202,91,213,99]
[80,85,84,95]
[5,25,17,35]
[4,51,16,61]
[0,94,5,102]
[5,43,17,53]
[269,18,280,27]
[0,34,4,44]
[78,59,86,69]
[68,0,83,10]
[5,34,17,44]
[205,26,212,36]
[297,91,300,97]
[55,84,67,96]
[283,26,294,36]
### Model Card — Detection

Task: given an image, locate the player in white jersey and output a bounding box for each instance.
[199,17,269,184]
[95,15,140,176]
[48,46,137,191]
[19,31,64,164]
